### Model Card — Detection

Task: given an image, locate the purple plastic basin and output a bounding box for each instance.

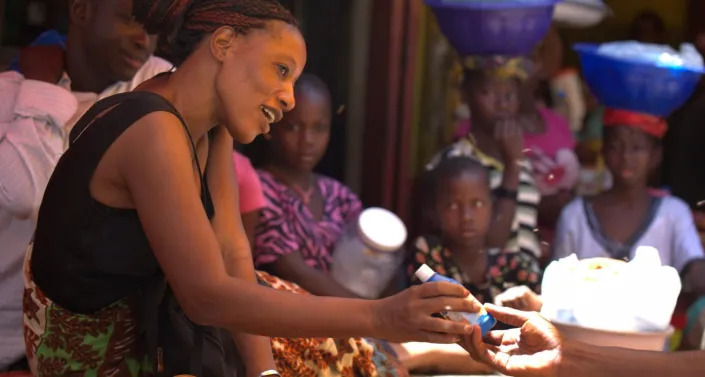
[426,0,560,56]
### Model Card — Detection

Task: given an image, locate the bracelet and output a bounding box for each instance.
[259,370,281,377]
[494,187,518,201]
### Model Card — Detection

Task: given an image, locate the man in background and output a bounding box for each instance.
[0,0,171,370]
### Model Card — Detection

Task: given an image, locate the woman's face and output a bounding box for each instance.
[269,88,331,173]
[215,21,306,143]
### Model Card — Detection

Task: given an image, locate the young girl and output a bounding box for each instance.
[408,156,542,304]
[249,73,363,298]
[430,58,542,262]
[553,109,705,297]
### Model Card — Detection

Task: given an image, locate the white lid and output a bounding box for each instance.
[414,264,436,283]
[357,207,407,252]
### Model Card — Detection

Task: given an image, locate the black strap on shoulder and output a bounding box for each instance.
[68,91,208,376]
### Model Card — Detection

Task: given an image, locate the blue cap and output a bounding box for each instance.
[477,314,497,336]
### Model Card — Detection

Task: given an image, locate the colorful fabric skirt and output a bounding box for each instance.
[23,244,152,377]
[256,271,407,377]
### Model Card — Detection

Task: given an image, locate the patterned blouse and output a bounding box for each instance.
[427,137,542,259]
[406,235,542,304]
[254,170,363,272]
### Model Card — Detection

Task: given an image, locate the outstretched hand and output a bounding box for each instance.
[460,304,563,377]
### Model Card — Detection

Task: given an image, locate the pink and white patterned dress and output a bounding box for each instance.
[253,170,363,272]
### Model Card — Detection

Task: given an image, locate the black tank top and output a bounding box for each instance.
[31,91,215,314]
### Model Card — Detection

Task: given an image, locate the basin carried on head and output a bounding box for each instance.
[575,43,705,116]
[426,0,561,56]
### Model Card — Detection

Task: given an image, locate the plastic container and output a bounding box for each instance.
[574,43,705,116]
[425,0,560,56]
[552,320,674,351]
[550,68,586,133]
[330,207,407,299]
[553,0,611,28]
[415,264,497,336]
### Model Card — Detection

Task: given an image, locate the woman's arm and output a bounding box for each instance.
[271,254,360,298]
[561,340,705,377]
[206,126,274,376]
[114,113,477,341]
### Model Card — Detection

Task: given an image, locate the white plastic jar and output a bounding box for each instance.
[330,207,407,299]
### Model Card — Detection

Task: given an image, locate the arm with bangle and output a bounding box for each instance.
[486,163,521,249]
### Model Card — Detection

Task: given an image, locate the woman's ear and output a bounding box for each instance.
[209,26,236,63]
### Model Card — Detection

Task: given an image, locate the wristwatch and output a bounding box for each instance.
[259,370,281,377]
[494,187,518,201]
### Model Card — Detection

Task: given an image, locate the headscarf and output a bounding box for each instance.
[462,55,534,81]
[602,108,668,138]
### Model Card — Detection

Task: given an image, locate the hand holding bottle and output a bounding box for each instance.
[371,282,482,343]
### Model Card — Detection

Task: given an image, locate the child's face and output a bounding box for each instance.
[269,88,331,172]
[602,127,659,188]
[436,171,492,248]
[467,76,521,131]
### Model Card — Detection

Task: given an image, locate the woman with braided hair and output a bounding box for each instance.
[21,1,479,376]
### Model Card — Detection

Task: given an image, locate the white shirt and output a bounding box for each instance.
[0,55,172,369]
[553,196,705,273]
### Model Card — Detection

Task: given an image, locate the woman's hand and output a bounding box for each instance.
[461,304,563,377]
[494,286,544,312]
[372,282,481,343]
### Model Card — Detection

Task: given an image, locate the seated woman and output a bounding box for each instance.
[407,155,542,304]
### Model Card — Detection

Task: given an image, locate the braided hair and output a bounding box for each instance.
[133,0,298,66]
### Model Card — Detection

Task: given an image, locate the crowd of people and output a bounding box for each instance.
[0,0,704,376]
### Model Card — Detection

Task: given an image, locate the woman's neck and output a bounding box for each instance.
[144,58,220,142]
[267,165,314,189]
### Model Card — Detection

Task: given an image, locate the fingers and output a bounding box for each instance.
[482,330,507,346]
[417,331,465,344]
[484,303,533,327]
[416,281,470,299]
[461,325,495,365]
[417,316,473,337]
[418,295,483,315]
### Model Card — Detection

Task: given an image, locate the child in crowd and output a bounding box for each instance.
[553,109,705,297]
[407,156,542,304]
[429,57,542,261]
[249,73,363,298]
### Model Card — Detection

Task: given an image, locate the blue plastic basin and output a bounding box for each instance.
[574,43,705,116]
[426,0,561,56]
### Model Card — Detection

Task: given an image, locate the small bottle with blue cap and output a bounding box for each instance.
[415,264,497,336]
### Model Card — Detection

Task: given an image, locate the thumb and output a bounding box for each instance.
[484,304,533,327]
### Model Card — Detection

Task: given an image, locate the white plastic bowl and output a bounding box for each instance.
[552,320,674,351]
